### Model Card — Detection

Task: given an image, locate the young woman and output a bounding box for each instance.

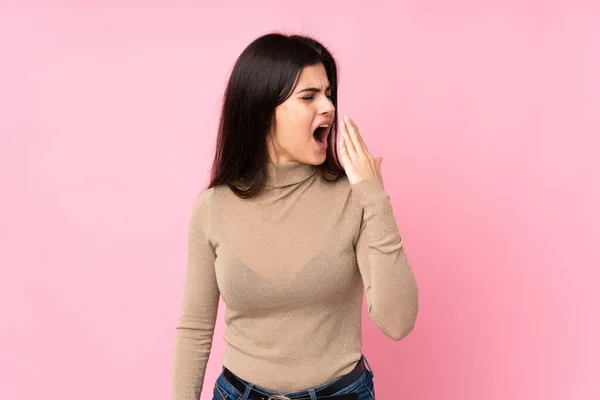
[172,32,419,400]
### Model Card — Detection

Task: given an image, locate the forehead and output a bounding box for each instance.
[296,63,330,87]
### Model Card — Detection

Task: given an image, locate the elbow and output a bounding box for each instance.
[379,315,416,341]
[372,297,419,341]
[384,316,417,341]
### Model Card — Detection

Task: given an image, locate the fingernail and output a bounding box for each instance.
[344,114,349,120]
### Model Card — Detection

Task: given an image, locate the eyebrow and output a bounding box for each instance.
[296,85,334,94]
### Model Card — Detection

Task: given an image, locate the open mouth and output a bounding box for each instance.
[313,126,329,145]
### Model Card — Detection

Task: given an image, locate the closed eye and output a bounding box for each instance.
[302,94,333,100]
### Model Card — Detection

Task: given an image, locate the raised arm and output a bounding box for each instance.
[352,178,419,341]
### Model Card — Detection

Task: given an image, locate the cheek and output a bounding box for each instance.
[287,120,313,143]
[275,104,314,144]
[296,109,316,139]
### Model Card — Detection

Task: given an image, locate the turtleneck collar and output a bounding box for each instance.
[265,161,318,188]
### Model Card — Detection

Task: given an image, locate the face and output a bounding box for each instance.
[267,62,335,164]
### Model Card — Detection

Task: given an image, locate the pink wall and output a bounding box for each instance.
[1,1,598,399]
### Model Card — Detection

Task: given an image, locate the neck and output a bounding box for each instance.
[265,161,318,188]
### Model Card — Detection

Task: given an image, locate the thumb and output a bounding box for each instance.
[375,157,383,180]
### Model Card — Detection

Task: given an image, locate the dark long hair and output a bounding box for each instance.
[207,32,346,198]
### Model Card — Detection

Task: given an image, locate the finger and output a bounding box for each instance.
[352,118,375,162]
[346,116,374,162]
[339,134,350,156]
[341,119,357,158]
[339,134,352,168]
[339,134,347,155]
[343,117,363,156]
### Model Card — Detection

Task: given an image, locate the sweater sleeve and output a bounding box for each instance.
[172,188,220,400]
[351,178,419,341]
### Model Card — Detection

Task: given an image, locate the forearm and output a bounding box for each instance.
[352,178,419,340]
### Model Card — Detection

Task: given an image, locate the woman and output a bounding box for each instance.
[172,32,419,400]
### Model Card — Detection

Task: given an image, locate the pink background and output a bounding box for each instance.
[1,1,598,399]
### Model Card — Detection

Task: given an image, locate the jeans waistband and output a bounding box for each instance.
[221,354,374,398]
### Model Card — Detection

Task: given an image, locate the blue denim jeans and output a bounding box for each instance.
[212,354,376,400]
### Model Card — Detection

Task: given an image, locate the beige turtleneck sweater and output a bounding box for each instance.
[172,161,418,400]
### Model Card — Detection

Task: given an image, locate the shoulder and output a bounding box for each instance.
[189,186,221,225]
[315,172,349,199]
[192,183,232,207]
[319,170,351,191]
[193,186,215,208]
[188,186,225,241]
[321,173,389,207]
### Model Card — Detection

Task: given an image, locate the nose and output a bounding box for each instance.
[319,96,335,116]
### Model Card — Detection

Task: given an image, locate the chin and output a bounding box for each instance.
[295,150,326,165]
[311,153,327,165]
